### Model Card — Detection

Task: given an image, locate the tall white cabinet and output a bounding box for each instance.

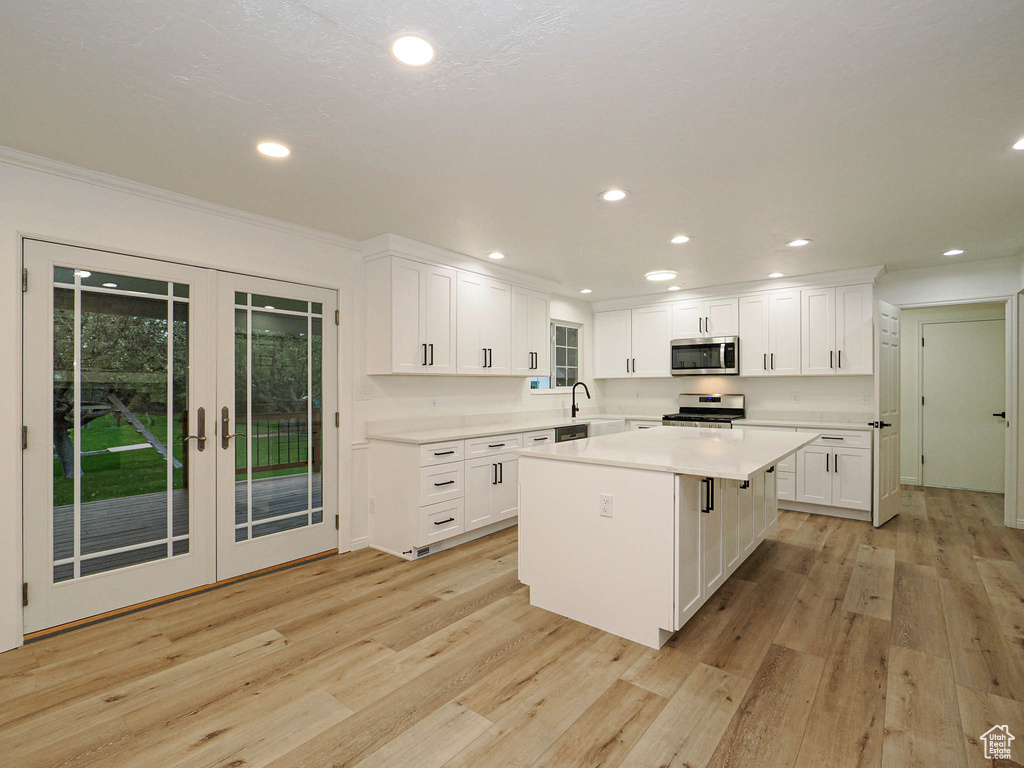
[801,283,873,376]
[511,287,550,376]
[457,272,512,375]
[594,305,671,378]
[739,289,800,376]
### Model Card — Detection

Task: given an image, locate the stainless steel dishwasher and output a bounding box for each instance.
[554,423,589,442]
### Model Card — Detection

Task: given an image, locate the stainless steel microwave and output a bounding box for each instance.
[670,337,739,376]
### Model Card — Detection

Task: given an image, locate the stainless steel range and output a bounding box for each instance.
[662,394,745,429]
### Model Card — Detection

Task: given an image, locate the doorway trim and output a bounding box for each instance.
[893,295,1017,528]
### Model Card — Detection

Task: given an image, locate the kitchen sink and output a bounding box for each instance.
[586,418,627,437]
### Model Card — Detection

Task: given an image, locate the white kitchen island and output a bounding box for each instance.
[517,426,816,649]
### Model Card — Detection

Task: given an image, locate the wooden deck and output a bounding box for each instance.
[4,487,1024,767]
[53,475,323,575]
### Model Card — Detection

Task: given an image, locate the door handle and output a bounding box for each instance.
[182,407,207,451]
[838,350,842,369]
[763,353,767,370]
[483,348,488,368]
[994,412,1007,419]
[221,406,245,450]
[830,351,833,369]
[826,453,830,473]
[498,462,503,484]
[835,454,840,474]
[632,358,636,373]
[706,317,710,333]
[429,343,434,366]
[626,358,630,373]
[699,318,703,334]
[771,353,775,370]
[422,343,428,366]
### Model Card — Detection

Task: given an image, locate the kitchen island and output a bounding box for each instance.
[517,426,816,648]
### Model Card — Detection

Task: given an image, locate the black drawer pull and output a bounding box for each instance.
[488,443,506,448]
[821,436,844,441]
[433,517,455,525]
[433,480,456,487]
[533,437,548,441]
[433,450,456,456]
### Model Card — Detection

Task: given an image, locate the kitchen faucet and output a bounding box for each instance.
[571,381,591,418]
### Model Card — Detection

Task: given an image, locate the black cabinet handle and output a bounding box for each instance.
[706,317,710,333]
[483,348,487,367]
[771,353,775,370]
[498,462,503,483]
[821,436,844,441]
[699,318,703,334]
[767,466,775,473]
[433,517,455,525]
[533,436,548,441]
[763,353,767,370]
[434,480,456,487]
[492,463,498,484]
[830,351,833,369]
[838,350,842,369]
[488,443,506,448]
[422,343,428,366]
[429,343,434,366]
[835,454,840,474]
[632,358,636,372]
[626,358,630,373]
[826,453,830,472]
[433,450,455,456]
[701,478,709,513]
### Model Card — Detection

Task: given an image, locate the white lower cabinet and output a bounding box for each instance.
[796,434,872,512]
[465,453,519,532]
[831,446,872,511]
[419,499,464,546]
[700,478,726,597]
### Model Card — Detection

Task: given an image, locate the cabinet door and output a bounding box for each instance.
[594,310,633,378]
[832,447,872,511]
[529,292,551,376]
[701,478,726,598]
[751,472,766,542]
[768,289,801,375]
[739,295,770,376]
[801,288,836,375]
[777,471,796,502]
[482,278,512,375]
[797,446,832,505]
[631,305,672,377]
[737,479,756,558]
[704,297,739,336]
[464,456,498,531]
[424,265,457,375]
[835,283,873,375]
[456,272,487,375]
[511,286,535,376]
[390,257,427,374]
[721,480,741,576]
[493,455,519,520]
[671,300,703,338]
[765,469,778,529]
[676,475,703,627]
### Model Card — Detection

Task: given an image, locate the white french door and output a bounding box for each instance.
[22,240,338,633]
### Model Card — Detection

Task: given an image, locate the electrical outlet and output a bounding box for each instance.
[600,494,613,518]
[430,398,438,410]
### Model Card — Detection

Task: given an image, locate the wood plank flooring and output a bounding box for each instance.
[4,486,1024,767]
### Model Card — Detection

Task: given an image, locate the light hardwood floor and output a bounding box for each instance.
[3,487,1024,768]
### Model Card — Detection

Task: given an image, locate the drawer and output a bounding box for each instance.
[630,420,663,431]
[777,471,796,502]
[419,462,465,506]
[419,440,465,467]
[522,429,556,446]
[418,499,465,546]
[466,433,523,458]
[798,428,872,449]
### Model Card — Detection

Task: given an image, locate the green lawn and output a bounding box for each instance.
[53,413,315,506]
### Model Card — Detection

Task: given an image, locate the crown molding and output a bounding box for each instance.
[0,145,361,251]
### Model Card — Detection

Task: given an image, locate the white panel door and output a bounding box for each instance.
[801,288,836,375]
[739,295,770,376]
[530,291,551,376]
[751,472,766,540]
[493,455,519,520]
[464,456,497,531]
[835,284,874,375]
[456,272,487,375]
[737,480,755,557]
[423,265,457,375]
[22,240,216,633]
[721,480,741,575]
[594,310,633,378]
[511,287,549,376]
[671,300,703,338]
[701,478,725,598]
[873,300,901,526]
[482,278,512,375]
[769,289,801,375]
[216,274,339,580]
[390,257,427,374]
[922,319,1005,492]
[765,469,778,529]
[832,447,872,511]
[705,298,739,336]
[631,305,672,377]
[797,446,832,505]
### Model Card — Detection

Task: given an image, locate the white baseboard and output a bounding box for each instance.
[349,536,369,550]
[900,476,920,486]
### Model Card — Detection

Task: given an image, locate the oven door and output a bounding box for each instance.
[671,337,739,375]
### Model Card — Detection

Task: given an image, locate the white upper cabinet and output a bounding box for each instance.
[739,289,799,376]
[512,287,550,377]
[800,283,873,376]
[739,295,770,376]
[631,304,672,377]
[835,284,874,375]
[458,272,511,376]
[366,256,456,375]
[672,297,739,338]
[595,309,633,378]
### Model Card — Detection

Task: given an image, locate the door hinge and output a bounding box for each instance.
[335,514,340,531]
[921,337,925,347]
[921,396,925,406]
[921,455,925,465]
[335,309,340,326]
[22,268,28,293]
[22,582,28,607]
[335,412,340,428]
[21,426,27,450]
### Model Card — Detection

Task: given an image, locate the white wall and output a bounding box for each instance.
[899,303,1006,485]
[876,257,1022,306]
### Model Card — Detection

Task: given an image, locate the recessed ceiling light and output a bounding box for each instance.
[943,249,965,256]
[600,189,628,202]
[670,235,691,244]
[1013,136,1024,151]
[102,282,117,288]
[390,35,436,67]
[668,286,682,291]
[75,270,91,278]
[645,270,677,282]
[768,272,785,278]
[786,239,811,247]
[257,142,290,158]
[488,252,505,260]
[579,289,592,294]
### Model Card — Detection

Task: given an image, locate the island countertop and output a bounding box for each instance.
[516,425,817,481]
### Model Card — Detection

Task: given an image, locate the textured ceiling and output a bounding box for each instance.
[2,0,1023,298]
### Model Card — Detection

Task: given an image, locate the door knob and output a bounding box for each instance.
[994,412,1007,419]
[221,406,246,449]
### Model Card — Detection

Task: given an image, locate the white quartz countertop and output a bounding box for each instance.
[733,417,873,431]
[366,415,645,445]
[516,425,817,481]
